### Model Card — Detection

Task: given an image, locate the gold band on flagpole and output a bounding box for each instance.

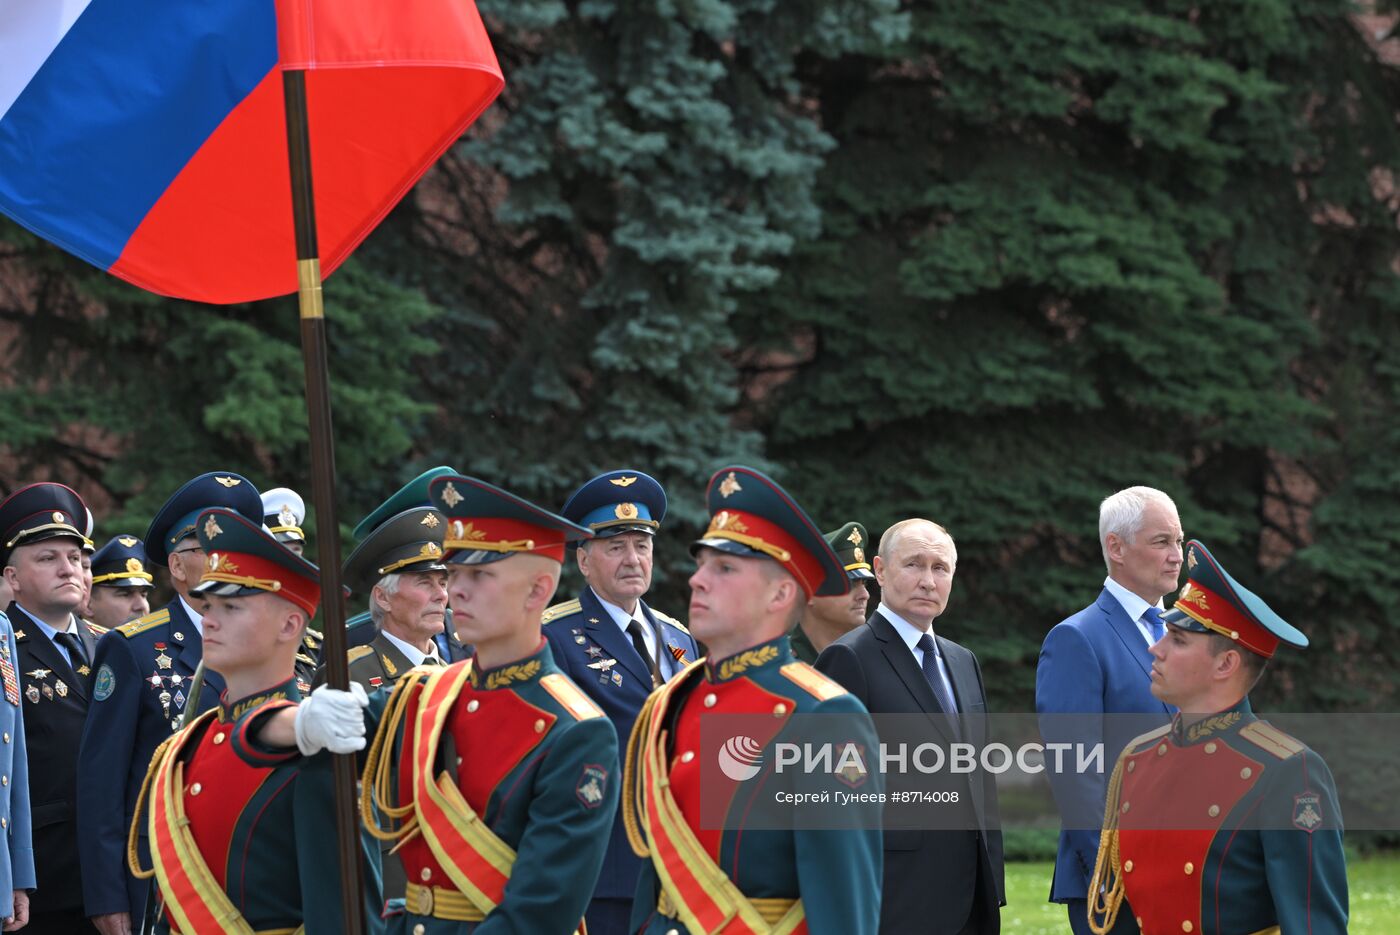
[297,258,324,319]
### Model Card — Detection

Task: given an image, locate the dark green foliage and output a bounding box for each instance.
[737,0,1400,710]
[4,0,1399,715]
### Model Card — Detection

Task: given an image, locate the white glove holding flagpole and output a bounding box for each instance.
[295,683,369,755]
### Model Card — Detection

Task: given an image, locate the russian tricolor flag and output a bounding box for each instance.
[0,0,502,304]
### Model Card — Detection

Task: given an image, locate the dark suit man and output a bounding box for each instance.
[817,519,1005,935]
[0,482,97,931]
[1036,487,1180,935]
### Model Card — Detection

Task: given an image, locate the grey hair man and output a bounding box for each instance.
[1036,486,1183,935]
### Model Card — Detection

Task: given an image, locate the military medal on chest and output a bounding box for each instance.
[588,657,623,687]
[0,640,19,706]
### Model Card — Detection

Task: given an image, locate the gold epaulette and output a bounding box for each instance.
[651,609,689,634]
[541,599,582,624]
[779,662,846,701]
[1239,721,1306,760]
[1124,723,1173,755]
[305,627,324,642]
[295,653,315,665]
[346,645,375,665]
[117,608,171,638]
[540,673,604,721]
[83,620,108,637]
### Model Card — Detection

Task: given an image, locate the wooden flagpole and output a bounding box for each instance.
[280,68,369,934]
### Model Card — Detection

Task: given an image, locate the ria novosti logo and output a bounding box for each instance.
[717,735,764,781]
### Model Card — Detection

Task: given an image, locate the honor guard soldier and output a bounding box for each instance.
[543,469,698,935]
[789,521,875,665]
[1,483,96,930]
[86,535,156,631]
[1089,541,1348,935]
[289,473,619,932]
[133,506,382,934]
[346,466,463,658]
[78,471,263,935]
[623,466,884,935]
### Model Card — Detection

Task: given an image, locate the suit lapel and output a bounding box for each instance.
[637,602,690,676]
[1098,590,1154,678]
[9,604,88,698]
[581,588,652,686]
[373,633,417,675]
[870,610,944,713]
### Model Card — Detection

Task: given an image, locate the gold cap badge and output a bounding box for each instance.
[718,472,742,499]
[214,476,241,488]
[614,502,639,520]
[610,476,638,487]
[118,536,139,547]
[441,482,464,508]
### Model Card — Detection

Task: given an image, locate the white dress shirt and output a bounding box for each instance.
[1102,576,1165,646]
[14,604,82,668]
[380,628,441,667]
[877,600,957,706]
[596,590,673,680]
[179,594,205,636]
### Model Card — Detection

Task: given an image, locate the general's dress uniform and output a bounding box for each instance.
[78,471,264,927]
[345,467,462,657]
[0,483,105,929]
[0,607,34,921]
[1090,542,1348,935]
[623,466,883,935]
[134,506,382,934]
[544,469,699,935]
[359,474,618,933]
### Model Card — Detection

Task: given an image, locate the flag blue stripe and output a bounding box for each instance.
[0,0,278,270]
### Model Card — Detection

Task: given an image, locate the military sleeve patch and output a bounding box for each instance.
[779,662,847,701]
[1293,791,1323,833]
[576,763,608,809]
[94,664,117,702]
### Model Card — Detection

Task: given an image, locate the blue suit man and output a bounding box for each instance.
[77,472,263,934]
[0,612,36,929]
[1036,487,1181,935]
[543,469,699,935]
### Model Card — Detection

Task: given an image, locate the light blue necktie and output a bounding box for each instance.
[1142,606,1166,644]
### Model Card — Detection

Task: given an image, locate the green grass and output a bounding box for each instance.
[1003,856,1400,934]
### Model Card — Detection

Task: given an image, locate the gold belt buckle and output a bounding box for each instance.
[415,883,434,916]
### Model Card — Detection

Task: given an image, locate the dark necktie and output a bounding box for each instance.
[54,630,86,670]
[916,633,960,737]
[626,619,660,688]
[1142,606,1166,644]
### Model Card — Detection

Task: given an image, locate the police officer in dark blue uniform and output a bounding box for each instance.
[543,469,699,935]
[77,471,263,935]
[0,482,93,931]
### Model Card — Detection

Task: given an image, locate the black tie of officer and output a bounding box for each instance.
[55,630,87,672]
[626,619,660,688]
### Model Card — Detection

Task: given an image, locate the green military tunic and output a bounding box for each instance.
[787,625,819,666]
[1092,697,1347,934]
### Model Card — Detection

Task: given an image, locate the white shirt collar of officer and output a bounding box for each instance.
[380,628,441,667]
[179,593,204,637]
[12,603,78,641]
[1102,575,1164,646]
